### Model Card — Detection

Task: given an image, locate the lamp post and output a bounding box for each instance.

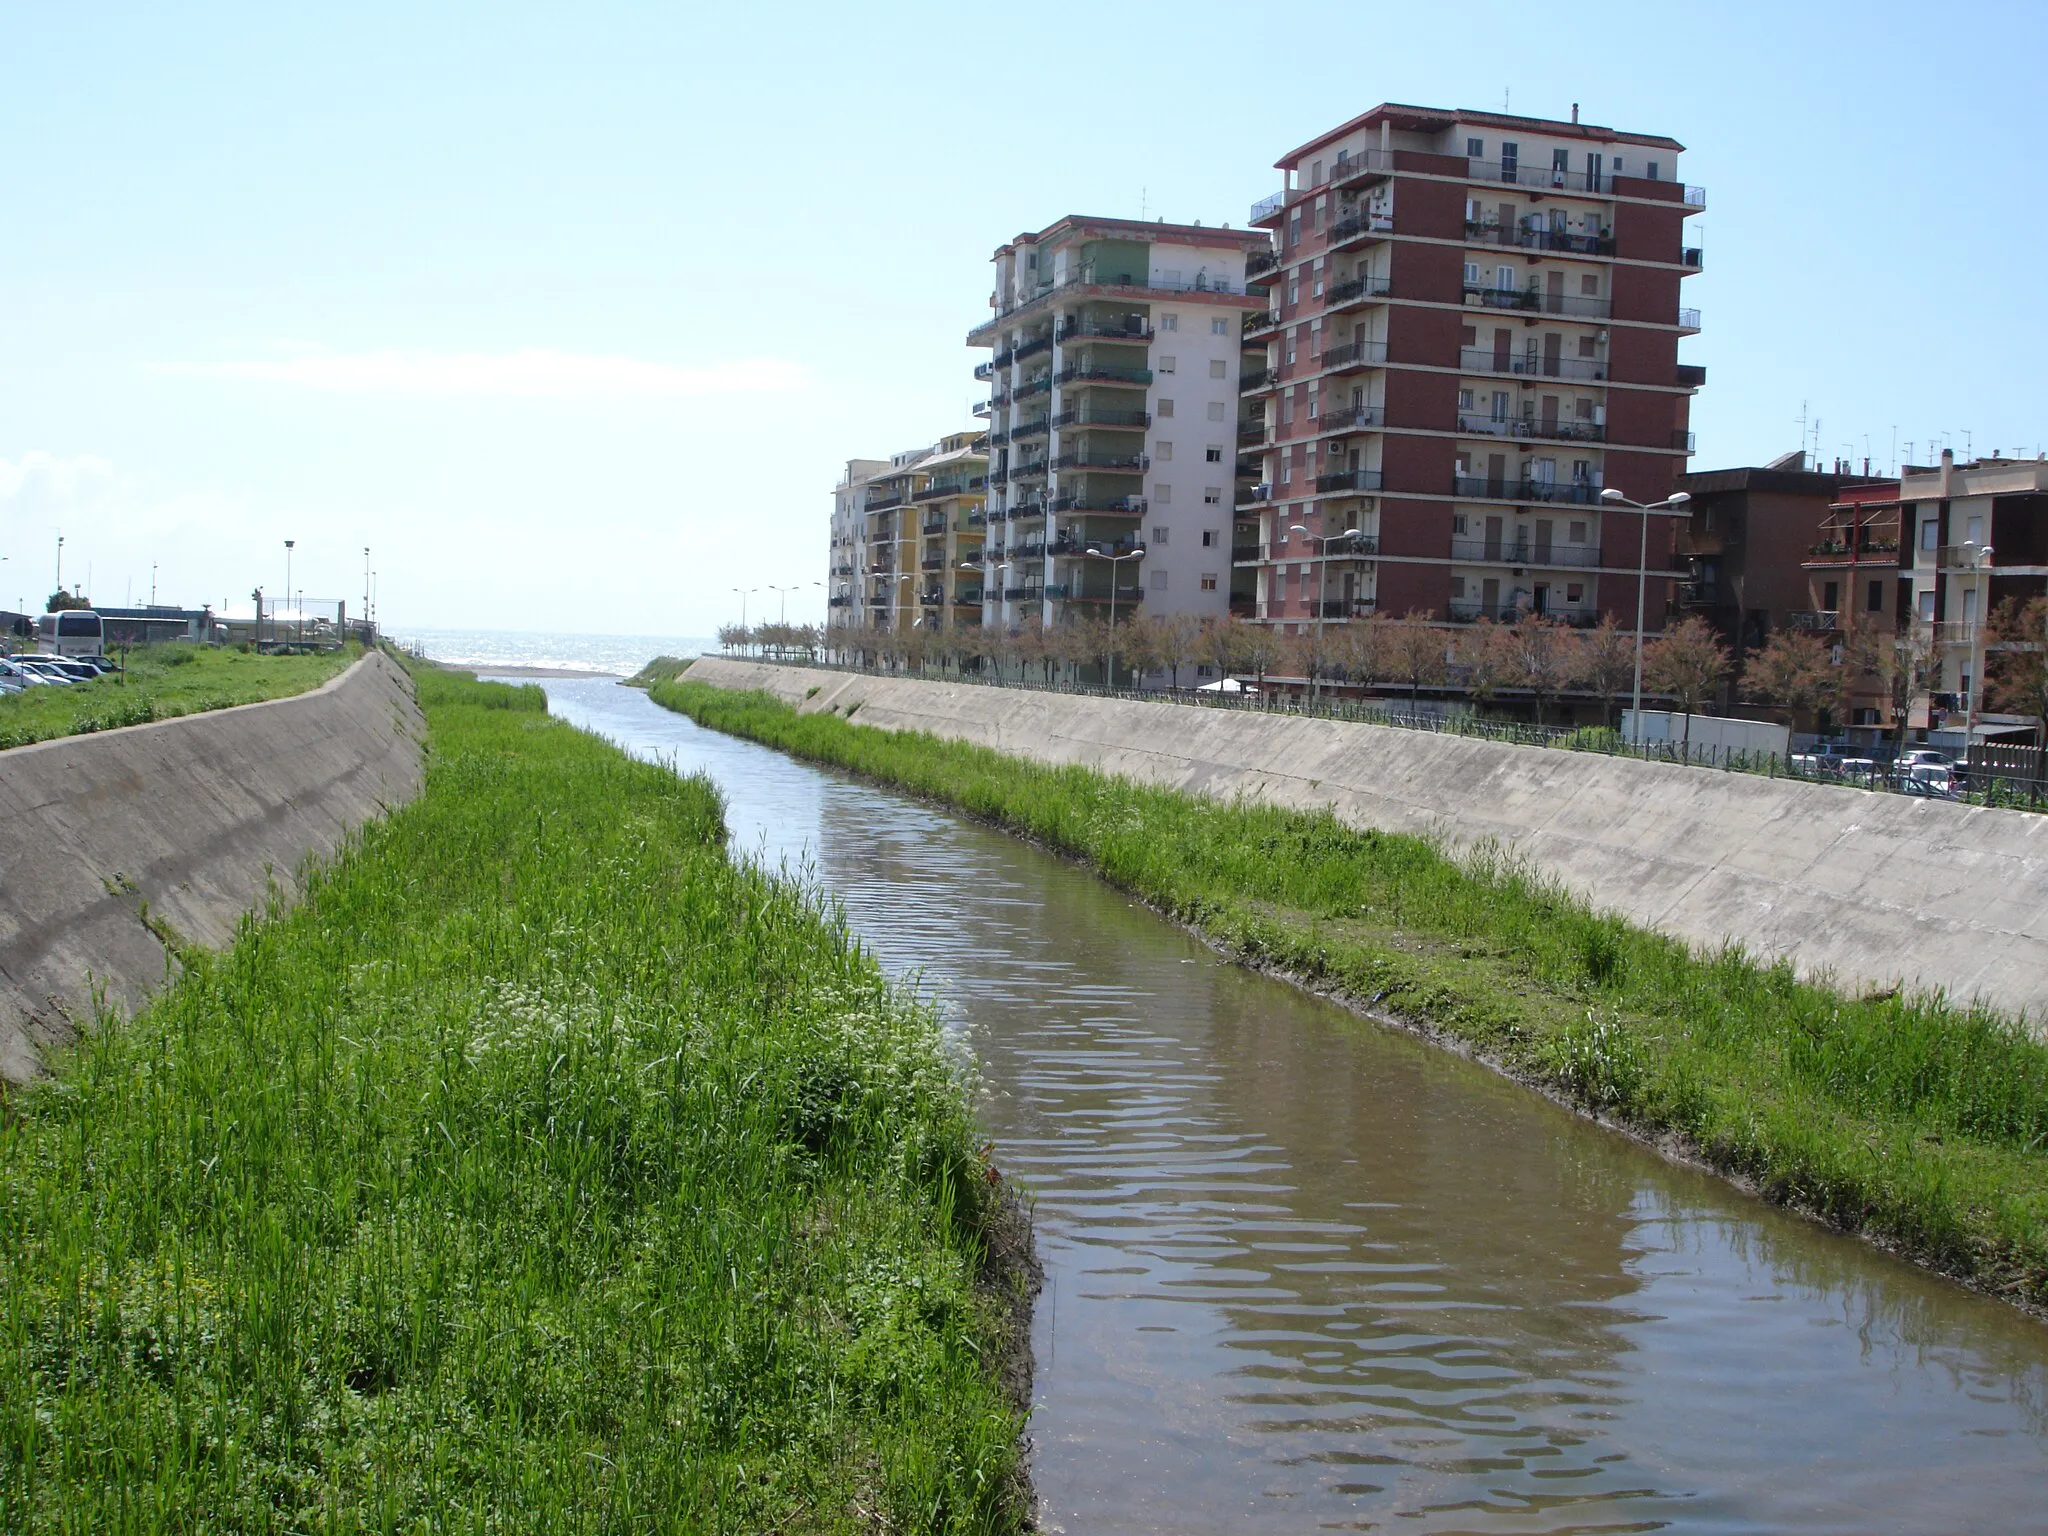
[1598,488,1692,743]
[363,547,372,638]
[283,540,295,650]
[54,535,63,598]
[1962,541,1995,744]
[1085,544,1145,688]
[730,587,757,652]
[1291,521,1363,703]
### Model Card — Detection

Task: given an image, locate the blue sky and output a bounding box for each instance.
[2,0,2039,634]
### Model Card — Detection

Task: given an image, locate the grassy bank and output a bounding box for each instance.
[0,643,357,750]
[0,667,1030,1532]
[653,678,2048,1309]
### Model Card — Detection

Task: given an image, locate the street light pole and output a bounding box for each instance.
[1599,488,1692,743]
[283,540,295,650]
[1086,544,1145,688]
[1291,521,1362,703]
[1963,541,1995,744]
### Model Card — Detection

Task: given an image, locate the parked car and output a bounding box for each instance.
[1900,774,1960,801]
[1903,762,1958,796]
[6,655,75,685]
[1900,748,1954,770]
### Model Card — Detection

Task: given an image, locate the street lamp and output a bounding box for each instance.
[1962,540,1995,742]
[1291,521,1363,703]
[1085,544,1145,687]
[283,540,295,650]
[1599,488,1692,742]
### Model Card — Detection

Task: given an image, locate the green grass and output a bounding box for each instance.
[624,657,696,688]
[653,678,2048,1308]
[0,643,358,750]
[0,666,1029,1532]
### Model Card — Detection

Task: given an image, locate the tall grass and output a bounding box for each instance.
[0,643,357,750]
[0,667,1028,1532]
[654,679,2048,1306]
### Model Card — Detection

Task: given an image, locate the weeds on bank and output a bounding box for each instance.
[0,643,357,750]
[0,667,1027,1532]
[653,678,2048,1306]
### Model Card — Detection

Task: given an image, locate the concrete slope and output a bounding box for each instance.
[685,657,2048,1026]
[0,651,424,1082]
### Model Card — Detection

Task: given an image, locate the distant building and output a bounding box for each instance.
[97,606,221,647]
[1238,102,1705,636]
[828,432,987,642]
[968,215,1267,631]
[1801,477,1906,739]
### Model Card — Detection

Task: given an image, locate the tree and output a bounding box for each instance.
[1198,615,1250,682]
[1118,614,1166,688]
[717,623,751,655]
[1456,620,1514,707]
[1329,609,1391,698]
[1987,595,2048,727]
[1236,622,1286,698]
[1573,617,1636,729]
[1741,630,1836,730]
[46,590,91,613]
[1643,616,1730,757]
[1284,626,1332,700]
[1509,615,1582,725]
[1155,611,1203,691]
[1388,610,1448,706]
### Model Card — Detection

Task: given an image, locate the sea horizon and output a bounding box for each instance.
[393,625,717,678]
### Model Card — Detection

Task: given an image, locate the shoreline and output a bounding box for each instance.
[468,664,623,679]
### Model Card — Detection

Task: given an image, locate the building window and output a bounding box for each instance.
[1151,568,1170,591]
[1288,279,1300,305]
[1453,514,1469,534]
[1461,324,1477,347]
[1921,518,1938,550]
[1159,355,1177,373]
[1201,528,1220,547]
[1205,487,1223,504]
[1211,316,1228,335]
[1160,312,1179,331]
[1822,581,1840,611]
[1467,137,1484,157]
[1207,401,1226,421]
[1151,525,1169,544]
[1867,579,1884,612]
[1450,576,1466,597]
[1156,441,1173,460]
[1157,398,1174,417]
[1566,582,1584,602]
[1209,359,1227,378]
[1458,389,1474,410]
[1647,160,1661,180]
[1918,589,1936,620]
[1581,273,1598,296]
[1579,335,1597,357]
[1311,159,1324,185]
[1496,264,1514,290]
[1463,262,1479,284]
[1568,520,1587,542]
[1206,446,1224,462]
[1156,484,1172,505]
[1289,210,1301,246]
[1201,573,1219,591]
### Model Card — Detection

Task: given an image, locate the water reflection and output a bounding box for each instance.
[532,676,2048,1534]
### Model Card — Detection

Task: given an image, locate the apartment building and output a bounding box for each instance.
[969,216,1268,631]
[1235,103,1704,636]
[826,432,987,641]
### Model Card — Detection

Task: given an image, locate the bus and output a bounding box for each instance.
[36,609,104,658]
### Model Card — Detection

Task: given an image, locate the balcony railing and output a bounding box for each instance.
[1051,406,1149,430]
[1231,544,1261,563]
[1314,468,1384,493]
[1807,537,1899,562]
[1327,148,1395,186]
[1937,544,2000,570]
[1328,211,1395,244]
[1678,308,1702,331]
[1451,475,1603,504]
[1002,585,1042,602]
[915,482,973,502]
[1052,583,1144,605]
[1050,452,1148,474]
[1457,413,1606,444]
[1010,458,1048,479]
[973,361,995,381]
[1240,484,1275,504]
[1673,430,1696,453]
[992,348,1015,368]
[827,594,852,608]
[1324,274,1393,307]
[1243,307,1284,336]
[1014,334,1055,361]
[1010,418,1051,440]
[1058,320,1154,343]
[1237,420,1269,446]
[1015,375,1053,400]
[1462,284,1612,320]
[1459,347,1607,381]
[1448,601,1601,627]
[1240,367,1275,392]
[1250,190,1286,224]
[1050,494,1146,515]
[1317,339,1389,371]
[1789,610,1842,633]
[973,399,992,417]
[1056,363,1153,387]
[1463,222,1615,257]
[865,492,906,511]
[1317,406,1382,436]
[1246,248,1282,280]
[1450,537,1603,568]
[1676,364,1707,388]
[1682,246,1704,268]
[1052,537,1144,559]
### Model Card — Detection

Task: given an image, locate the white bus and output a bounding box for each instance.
[36,609,104,658]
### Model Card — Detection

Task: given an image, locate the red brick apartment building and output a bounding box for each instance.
[1233,103,1704,636]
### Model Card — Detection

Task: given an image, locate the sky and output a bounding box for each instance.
[2,0,2042,635]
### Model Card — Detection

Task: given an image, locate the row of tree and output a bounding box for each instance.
[721,597,2048,738]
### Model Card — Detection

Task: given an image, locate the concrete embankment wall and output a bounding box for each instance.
[0,651,424,1082]
[685,657,2048,1026]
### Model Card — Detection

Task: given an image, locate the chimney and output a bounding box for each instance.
[1571,103,1580,124]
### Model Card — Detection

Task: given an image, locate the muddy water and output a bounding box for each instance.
[536,677,2048,1534]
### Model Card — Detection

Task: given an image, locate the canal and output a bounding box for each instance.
[537,675,2048,1534]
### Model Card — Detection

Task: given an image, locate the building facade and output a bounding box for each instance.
[1234,103,1705,638]
[827,433,987,642]
[968,216,1268,633]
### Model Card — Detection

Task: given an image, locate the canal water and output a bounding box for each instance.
[533,676,2048,1534]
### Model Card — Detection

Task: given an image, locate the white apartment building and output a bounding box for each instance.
[968,216,1269,633]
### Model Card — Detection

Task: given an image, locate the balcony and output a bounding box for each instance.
[1806,536,1900,564]
[1685,184,1707,207]
[1231,544,1261,564]
[1466,157,1619,195]
[1317,405,1382,437]
[1462,222,1615,257]
[1937,544,2000,570]
[1327,149,1395,187]
[1327,211,1394,245]
[1237,420,1269,446]
[1448,600,1600,627]
[865,491,907,512]
[1246,248,1282,280]
[1015,375,1054,400]
[1229,595,1258,617]
[1314,468,1384,493]
[1673,430,1697,453]
[1458,346,1608,382]
[1240,366,1275,393]
[1055,583,1144,605]
[920,514,948,534]
[920,554,945,570]
[956,587,984,605]
[915,481,972,502]
[1243,307,1285,337]
[1312,598,1376,618]
[1056,362,1153,388]
[973,399,992,417]
[1250,190,1287,225]
[1239,483,1275,505]
[1052,536,1143,560]
[1058,320,1154,343]
[1011,458,1049,480]
[1324,273,1393,309]
[1050,452,1148,474]
[992,348,1015,368]
[1789,610,1842,633]
[1002,585,1041,602]
[1051,494,1146,516]
[973,361,996,382]
[1678,307,1702,333]
[828,594,852,608]
[1450,537,1603,568]
[1462,284,1612,320]
[1014,334,1055,361]
[1681,246,1704,269]
[1010,417,1051,441]
[1051,406,1149,430]
[1317,339,1389,373]
[1457,413,1606,444]
[1675,364,1707,388]
[1452,475,1604,505]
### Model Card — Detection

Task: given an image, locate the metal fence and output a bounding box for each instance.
[712,650,2047,814]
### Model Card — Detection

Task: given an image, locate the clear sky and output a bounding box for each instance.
[3,0,2040,634]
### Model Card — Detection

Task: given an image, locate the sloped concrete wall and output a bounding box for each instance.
[684,657,2048,1026]
[0,651,424,1081]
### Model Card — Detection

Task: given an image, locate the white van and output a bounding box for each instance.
[35,609,103,658]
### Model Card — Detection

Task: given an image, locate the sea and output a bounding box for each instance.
[392,626,716,678]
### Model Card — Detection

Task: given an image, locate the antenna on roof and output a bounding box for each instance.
[1140,184,1147,220]
[1503,86,1510,112]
